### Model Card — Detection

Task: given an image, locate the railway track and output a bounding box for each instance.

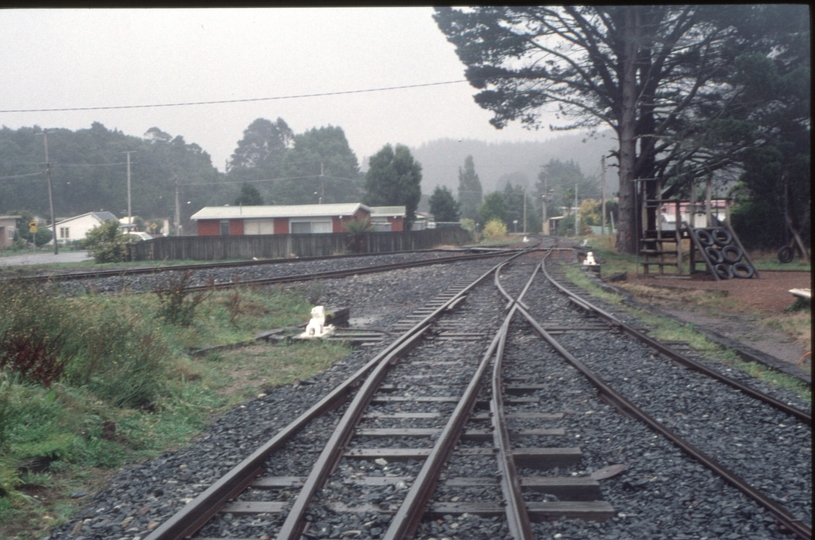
[2,249,502,286]
[128,242,810,540]
[8,249,523,298]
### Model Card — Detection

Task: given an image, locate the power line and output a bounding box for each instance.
[57,161,131,168]
[179,175,359,187]
[0,80,468,114]
[0,171,44,181]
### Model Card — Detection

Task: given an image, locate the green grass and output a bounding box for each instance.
[0,282,351,539]
[562,259,811,404]
[576,233,811,273]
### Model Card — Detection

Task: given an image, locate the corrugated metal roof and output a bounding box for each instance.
[369,206,406,217]
[190,203,369,221]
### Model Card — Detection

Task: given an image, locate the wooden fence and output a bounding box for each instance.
[130,227,472,261]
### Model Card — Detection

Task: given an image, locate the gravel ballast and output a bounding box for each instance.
[44,251,811,539]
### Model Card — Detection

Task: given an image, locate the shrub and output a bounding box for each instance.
[0,328,68,388]
[344,217,371,253]
[483,219,508,239]
[83,220,131,263]
[460,218,476,233]
[154,270,213,326]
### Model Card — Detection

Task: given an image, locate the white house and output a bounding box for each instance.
[53,211,118,244]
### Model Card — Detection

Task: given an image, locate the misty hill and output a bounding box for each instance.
[409,130,618,197]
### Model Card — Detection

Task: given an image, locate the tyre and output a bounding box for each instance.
[778,246,794,263]
[696,229,714,247]
[722,244,743,264]
[733,262,755,278]
[715,263,734,280]
[705,246,724,264]
[712,228,732,246]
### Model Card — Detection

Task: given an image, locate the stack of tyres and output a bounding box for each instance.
[695,228,755,279]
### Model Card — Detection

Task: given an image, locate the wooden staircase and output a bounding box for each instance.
[639,196,758,280]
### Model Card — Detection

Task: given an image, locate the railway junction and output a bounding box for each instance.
[18,240,811,539]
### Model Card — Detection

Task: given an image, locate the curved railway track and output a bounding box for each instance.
[129,241,810,540]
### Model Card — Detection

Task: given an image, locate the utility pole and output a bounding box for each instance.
[42,129,58,254]
[574,182,579,237]
[541,166,548,235]
[174,175,181,237]
[522,186,527,234]
[601,155,607,235]
[320,161,325,204]
[123,151,135,229]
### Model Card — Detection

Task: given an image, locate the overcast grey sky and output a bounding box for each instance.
[1,7,561,172]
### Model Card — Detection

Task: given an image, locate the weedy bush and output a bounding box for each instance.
[483,219,508,239]
[154,270,214,326]
[83,220,132,263]
[62,300,168,409]
[0,328,68,387]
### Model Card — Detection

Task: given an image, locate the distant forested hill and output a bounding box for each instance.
[408,131,617,197]
[0,123,223,224]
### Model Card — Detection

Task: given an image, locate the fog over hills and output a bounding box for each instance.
[407,130,618,197]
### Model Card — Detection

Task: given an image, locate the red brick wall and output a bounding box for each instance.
[229,219,243,235]
[197,220,220,236]
[389,216,404,232]
[274,218,289,235]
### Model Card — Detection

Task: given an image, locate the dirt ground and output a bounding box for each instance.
[612,270,812,367]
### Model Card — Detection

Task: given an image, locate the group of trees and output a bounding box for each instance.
[225,119,367,207]
[0,122,220,228]
[435,5,810,252]
[429,153,609,237]
[0,119,428,232]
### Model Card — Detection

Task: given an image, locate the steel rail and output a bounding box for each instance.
[5,248,506,283]
[384,252,544,540]
[165,250,514,292]
[9,250,512,282]
[275,327,430,539]
[492,313,535,539]
[146,251,521,540]
[495,264,530,311]
[279,249,535,539]
[382,317,507,540]
[541,258,812,426]
[491,253,547,539]
[515,302,812,540]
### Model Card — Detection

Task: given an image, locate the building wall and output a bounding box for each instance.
[229,220,243,235]
[197,220,220,236]
[0,218,17,249]
[274,218,289,235]
[55,215,105,243]
[389,216,404,232]
[196,208,381,236]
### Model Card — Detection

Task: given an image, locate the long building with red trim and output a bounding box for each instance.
[190,203,405,236]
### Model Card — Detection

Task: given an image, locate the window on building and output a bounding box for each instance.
[371,219,391,232]
[290,220,332,234]
[290,221,311,234]
[59,227,70,239]
[219,220,230,236]
[244,219,275,235]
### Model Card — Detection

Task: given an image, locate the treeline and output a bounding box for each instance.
[429,154,611,236]
[0,119,365,229]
